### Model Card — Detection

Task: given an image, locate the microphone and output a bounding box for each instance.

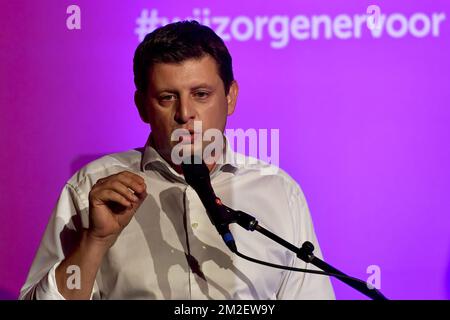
[181,157,388,300]
[181,156,237,252]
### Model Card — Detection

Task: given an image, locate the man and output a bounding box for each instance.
[20,21,335,299]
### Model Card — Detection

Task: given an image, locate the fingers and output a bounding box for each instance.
[107,180,140,204]
[95,189,132,208]
[114,172,147,196]
[90,171,148,207]
[95,172,146,193]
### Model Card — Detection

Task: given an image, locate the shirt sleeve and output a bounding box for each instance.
[19,183,100,300]
[276,183,336,300]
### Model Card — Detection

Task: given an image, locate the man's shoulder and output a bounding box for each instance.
[67,148,144,189]
[232,152,303,196]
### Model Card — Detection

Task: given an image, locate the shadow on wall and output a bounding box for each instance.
[0,288,18,300]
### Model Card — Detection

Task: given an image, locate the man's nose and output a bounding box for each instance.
[175,95,196,124]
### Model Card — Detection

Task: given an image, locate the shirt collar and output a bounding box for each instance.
[140,133,239,182]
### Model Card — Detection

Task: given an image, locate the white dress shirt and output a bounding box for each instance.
[19,136,335,300]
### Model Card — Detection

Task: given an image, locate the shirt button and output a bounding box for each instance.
[191,222,199,229]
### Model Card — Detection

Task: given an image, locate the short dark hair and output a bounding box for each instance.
[133,20,234,95]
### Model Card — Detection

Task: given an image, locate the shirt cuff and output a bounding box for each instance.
[34,262,95,300]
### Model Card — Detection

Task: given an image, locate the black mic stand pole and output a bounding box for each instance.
[221,205,388,300]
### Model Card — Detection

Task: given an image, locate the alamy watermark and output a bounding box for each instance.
[66,265,81,290]
[366,264,381,290]
[66,5,81,30]
[170,121,279,175]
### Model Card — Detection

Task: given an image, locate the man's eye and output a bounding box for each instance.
[160,94,177,102]
[194,91,210,99]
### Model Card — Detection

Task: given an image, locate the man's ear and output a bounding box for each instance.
[134,90,149,123]
[226,80,239,116]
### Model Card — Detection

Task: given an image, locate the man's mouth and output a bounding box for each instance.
[177,129,200,144]
[179,132,195,143]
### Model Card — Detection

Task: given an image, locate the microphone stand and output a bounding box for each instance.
[221,204,388,300]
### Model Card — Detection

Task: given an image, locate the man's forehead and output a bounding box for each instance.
[148,55,221,89]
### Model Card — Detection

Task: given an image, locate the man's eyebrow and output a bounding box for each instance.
[191,84,214,91]
[153,88,177,95]
[151,84,215,95]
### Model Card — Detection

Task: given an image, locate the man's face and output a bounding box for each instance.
[136,55,238,169]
